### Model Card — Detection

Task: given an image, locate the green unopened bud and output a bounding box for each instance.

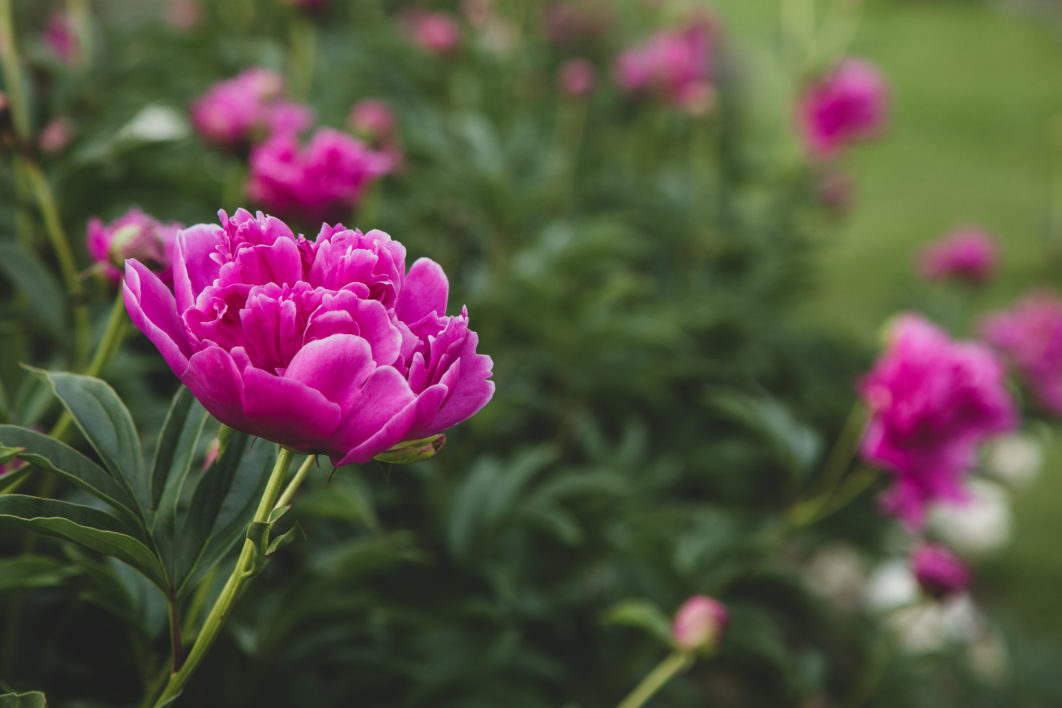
[373,434,445,464]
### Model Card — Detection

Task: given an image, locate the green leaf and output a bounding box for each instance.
[34,370,149,518]
[601,599,673,646]
[0,240,68,339]
[0,425,142,530]
[0,495,168,593]
[173,434,274,595]
[0,691,48,708]
[372,434,445,464]
[150,386,210,510]
[0,554,76,594]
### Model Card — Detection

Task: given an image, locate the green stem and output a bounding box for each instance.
[0,0,30,139]
[23,159,91,367]
[787,402,867,526]
[275,454,314,510]
[616,651,695,708]
[289,18,317,101]
[149,447,299,707]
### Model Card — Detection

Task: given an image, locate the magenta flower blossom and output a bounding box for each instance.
[981,292,1062,415]
[614,18,715,113]
[859,315,1017,527]
[912,544,970,600]
[671,595,728,653]
[43,12,77,65]
[918,228,998,284]
[190,68,312,148]
[558,59,596,98]
[123,209,494,465]
[348,99,396,145]
[247,128,393,227]
[798,58,888,160]
[401,10,461,55]
[87,208,182,287]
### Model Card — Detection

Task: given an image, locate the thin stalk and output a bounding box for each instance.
[168,589,183,674]
[275,455,314,510]
[616,651,695,708]
[0,0,31,139]
[787,403,867,526]
[149,447,300,707]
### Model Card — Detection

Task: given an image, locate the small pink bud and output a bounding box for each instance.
[348,99,396,144]
[912,544,970,600]
[671,595,728,652]
[38,117,75,154]
[558,59,596,98]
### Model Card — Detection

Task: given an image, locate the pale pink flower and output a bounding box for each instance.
[614,18,715,113]
[558,59,596,98]
[401,10,461,55]
[671,595,728,653]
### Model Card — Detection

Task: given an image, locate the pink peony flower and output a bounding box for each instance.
[671,595,728,653]
[190,68,313,148]
[614,18,716,113]
[122,209,494,465]
[401,10,461,55]
[918,228,998,284]
[42,12,78,64]
[87,208,182,287]
[859,315,1017,527]
[247,128,393,227]
[558,59,596,98]
[38,117,75,154]
[798,58,888,160]
[981,292,1062,415]
[911,544,970,600]
[348,99,396,145]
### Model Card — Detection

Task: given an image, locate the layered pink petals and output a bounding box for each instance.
[124,208,493,465]
[190,67,313,148]
[858,315,1016,527]
[798,58,888,160]
[87,208,182,286]
[918,228,998,284]
[614,18,715,112]
[981,292,1062,415]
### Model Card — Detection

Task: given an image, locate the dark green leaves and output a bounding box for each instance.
[0,691,48,708]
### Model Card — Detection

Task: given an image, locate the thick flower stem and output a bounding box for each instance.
[616,651,695,708]
[150,446,299,707]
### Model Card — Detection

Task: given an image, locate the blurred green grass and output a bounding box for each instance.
[711,0,1062,641]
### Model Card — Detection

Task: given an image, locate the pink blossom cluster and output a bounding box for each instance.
[859,315,1016,526]
[614,18,715,113]
[247,128,393,227]
[87,208,183,287]
[190,68,313,148]
[918,228,998,284]
[400,10,461,55]
[798,58,888,160]
[981,292,1062,415]
[911,544,970,600]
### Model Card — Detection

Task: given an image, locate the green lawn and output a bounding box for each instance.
[712,0,1062,639]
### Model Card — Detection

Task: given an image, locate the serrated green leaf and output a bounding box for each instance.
[0,425,142,530]
[0,495,168,593]
[0,691,48,708]
[601,599,673,646]
[34,370,149,518]
[0,240,68,339]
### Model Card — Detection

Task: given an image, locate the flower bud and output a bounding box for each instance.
[912,544,970,600]
[671,595,728,653]
[558,59,596,98]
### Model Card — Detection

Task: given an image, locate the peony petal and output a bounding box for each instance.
[327,366,417,463]
[242,367,342,445]
[182,346,251,431]
[174,224,227,313]
[284,334,376,406]
[123,260,193,377]
[334,383,448,466]
[396,257,449,323]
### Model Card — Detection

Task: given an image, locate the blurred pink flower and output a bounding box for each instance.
[815,170,853,213]
[87,208,182,287]
[348,99,396,144]
[165,0,202,30]
[671,595,728,653]
[401,10,461,55]
[859,315,1017,527]
[286,0,329,9]
[43,11,78,64]
[558,59,596,98]
[614,18,716,113]
[247,127,393,227]
[190,68,312,148]
[981,292,1062,415]
[912,544,970,600]
[798,58,888,159]
[38,116,75,154]
[918,228,998,284]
